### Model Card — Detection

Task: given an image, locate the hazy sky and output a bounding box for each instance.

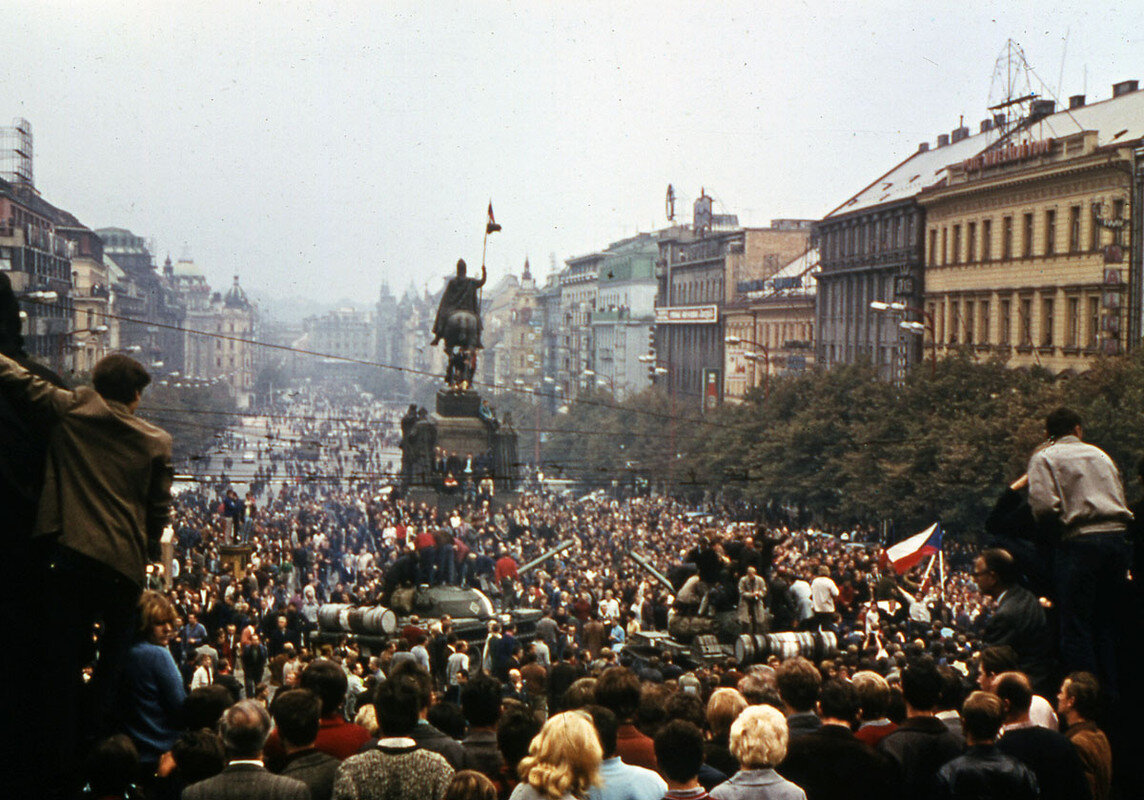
[5,1,1144,309]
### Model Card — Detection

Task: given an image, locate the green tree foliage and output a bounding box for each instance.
[542,350,1144,537]
[138,381,237,466]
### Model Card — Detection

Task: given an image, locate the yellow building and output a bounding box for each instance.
[723,248,818,401]
[919,84,1144,371]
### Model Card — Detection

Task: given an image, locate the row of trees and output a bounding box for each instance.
[542,349,1144,537]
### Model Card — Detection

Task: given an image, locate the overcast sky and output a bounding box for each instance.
[4,1,1144,311]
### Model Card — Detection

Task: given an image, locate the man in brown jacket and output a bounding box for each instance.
[0,344,172,769]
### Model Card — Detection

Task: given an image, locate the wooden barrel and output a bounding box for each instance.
[358,606,398,636]
[318,603,352,631]
[735,634,755,664]
[815,631,839,660]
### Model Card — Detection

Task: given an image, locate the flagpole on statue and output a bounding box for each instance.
[481,200,501,313]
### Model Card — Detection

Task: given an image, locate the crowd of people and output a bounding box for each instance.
[0,266,1140,799]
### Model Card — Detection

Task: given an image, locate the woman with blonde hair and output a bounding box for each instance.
[510,711,602,800]
[444,770,498,800]
[709,705,805,800]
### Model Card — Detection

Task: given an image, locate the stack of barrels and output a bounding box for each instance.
[734,631,839,665]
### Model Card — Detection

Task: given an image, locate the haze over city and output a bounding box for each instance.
[5,1,1144,310]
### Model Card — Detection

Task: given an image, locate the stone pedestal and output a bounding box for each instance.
[219,544,255,581]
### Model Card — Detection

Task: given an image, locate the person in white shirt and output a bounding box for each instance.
[810,566,839,630]
[599,589,620,623]
[190,652,214,690]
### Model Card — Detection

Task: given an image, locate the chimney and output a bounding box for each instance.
[1113,80,1139,97]
[918,141,930,153]
[951,125,970,143]
[980,118,994,133]
[937,134,950,147]
[1069,94,1086,109]
[1029,99,1055,120]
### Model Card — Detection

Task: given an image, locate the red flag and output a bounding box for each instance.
[486,202,502,234]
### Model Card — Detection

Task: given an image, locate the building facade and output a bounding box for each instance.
[590,233,659,399]
[919,84,1144,370]
[557,252,601,398]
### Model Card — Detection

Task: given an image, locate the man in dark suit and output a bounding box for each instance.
[973,548,1056,696]
[779,679,898,800]
[273,689,339,800]
[184,700,309,800]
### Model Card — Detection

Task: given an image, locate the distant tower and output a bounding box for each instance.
[0,118,33,187]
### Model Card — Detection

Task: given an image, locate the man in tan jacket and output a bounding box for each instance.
[0,344,172,774]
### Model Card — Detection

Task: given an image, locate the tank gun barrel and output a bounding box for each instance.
[518,539,575,575]
[627,551,675,592]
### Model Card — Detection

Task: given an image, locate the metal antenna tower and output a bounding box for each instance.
[987,40,1038,133]
[0,118,33,187]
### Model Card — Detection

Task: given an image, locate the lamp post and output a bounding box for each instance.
[869,301,936,379]
[724,335,770,398]
[60,324,109,373]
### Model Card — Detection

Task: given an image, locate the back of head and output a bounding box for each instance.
[84,735,139,798]
[171,729,226,785]
[497,706,543,772]
[389,659,434,710]
[595,666,641,721]
[1062,671,1101,720]
[818,679,859,725]
[851,671,891,720]
[706,687,748,738]
[184,685,233,731]
[301,659,349,716]
[961,691,1004,743]
[993,671,1033,719]
[220,700,272,760]
[519,711,602,800]
[663,690,705,729]
[900,657,943,712]
[730,704,789,769]
[375,674,422,737]
[980,548,1018,586]
[655,720,705,785]
[737,668,776,706]
[1046,406,1083,439]
[461,674,503,728]
[586,704,618,759]
[937,665,967,713]
[444,770,497,800]
[92,354,151,404]
[271,688,322,748]
[775,656,821,713]
[978,646,1018,679]
[562,676,597,710]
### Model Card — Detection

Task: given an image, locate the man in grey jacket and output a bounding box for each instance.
[1027,407,1133,696]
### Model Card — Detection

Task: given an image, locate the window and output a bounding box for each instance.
[1002,216,1013,259]
[1041,298,1054,346]
[964,300,975,344]
[949,300,959,344]
[941,228,948,264]
[1022,213,1035,257]
[1069,206,1081,252]
[967,222,977,262]
[979,300,990,344]
[929,229,938,264]
[1000,299,1011,344]
[982,219,993,260]
[1045,209,1056,255]
[1087,297,1100,347]
[1066,296,1080,348]
[952,225,962,264]
[1019,298,1032,346]
[1091,205,1102,251]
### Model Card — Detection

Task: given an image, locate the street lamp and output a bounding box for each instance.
[869,301,935,379]
[724,335,770,398]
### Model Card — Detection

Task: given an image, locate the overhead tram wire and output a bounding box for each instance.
[19,296,738,432]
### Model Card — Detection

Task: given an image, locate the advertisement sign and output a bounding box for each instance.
[655,304,719,324]
[703,368,720,413]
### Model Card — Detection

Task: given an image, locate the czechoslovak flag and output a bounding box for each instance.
[881,522,942,574]
[486,202,502,234]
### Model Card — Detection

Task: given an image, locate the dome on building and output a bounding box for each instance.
[173,258,205,278]
[224,275,251,309]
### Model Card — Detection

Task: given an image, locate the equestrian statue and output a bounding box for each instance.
[431,258,485,389]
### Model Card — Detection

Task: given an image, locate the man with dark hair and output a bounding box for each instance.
[585,705,667,800]
[265,659,370,769]
[273,689,339,800]
[972,548,1054,696]
[977,646,1057,729]
[596,667,658,770]
[877,658,963,798]
[184,700,309,800]
[548,646,584,711]
[655,721,710,800]
[1057,672,1112,800]
[0,325,173,760]
[496,706,542,793]
[1027,406,1133,695]
[778,679,897,800]
[460,674,504,781]
[933,691,1038,800]
[359,662,465,768]
[994,672,1090,800]
[775,656,822,738]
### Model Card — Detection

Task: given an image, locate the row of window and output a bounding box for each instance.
[928,292,1113,350]
[929,199,1126,266]
[820,212,921,261]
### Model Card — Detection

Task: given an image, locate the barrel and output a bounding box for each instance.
[353,606,398,636]
[814,631,839,661]
[735,634,771,665]
[318,603,353,631]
